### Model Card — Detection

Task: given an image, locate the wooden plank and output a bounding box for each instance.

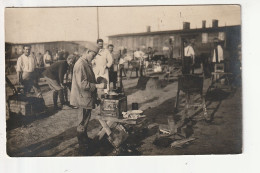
[97,121,117,140]
[94,115,138,125]
[98,119,112,136]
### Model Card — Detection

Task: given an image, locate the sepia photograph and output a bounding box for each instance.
[4,5,242,157]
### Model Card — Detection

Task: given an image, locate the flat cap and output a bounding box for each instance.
[85,43,99,53]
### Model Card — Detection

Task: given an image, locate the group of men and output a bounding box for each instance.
[16,39,119,153]
[182,38,224,75]
[15,37,224,153]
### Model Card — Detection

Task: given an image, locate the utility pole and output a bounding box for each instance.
[97,7,100,39]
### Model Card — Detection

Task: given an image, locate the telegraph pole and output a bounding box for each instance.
[97,7,100,39]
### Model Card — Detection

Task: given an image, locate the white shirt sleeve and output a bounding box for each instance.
[16,57,22,72]
[106,50,113,68]
[190,46,195,56]
[218,45,224,61]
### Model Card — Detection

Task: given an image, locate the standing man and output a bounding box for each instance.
[70,43,106,153]
[108,44,118,89]
[16,45,42,97]
[35,52,44,68]
[183,40,195,74]
[212,38,224,64]
[42,55,75,110]
[134,48,145,77]
[92,39,113,92]
[168,38,174,59]
[43,50,52,67]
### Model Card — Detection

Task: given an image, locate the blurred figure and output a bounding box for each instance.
[43,50,52,67]
[212,38,224,64]
[146,47,154,62]
[183,39,195,74]
[108,44,118,89]
[35,52,44,68]
[134,48,145,77]
[53,49,59,63]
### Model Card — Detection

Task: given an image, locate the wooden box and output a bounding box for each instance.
[100,95,127,118]
[8,94,45,116]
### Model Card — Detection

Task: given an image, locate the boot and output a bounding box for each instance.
[58,89,65,105]
[63,88,69,105]
[58,90,70,110]
[53,91,59,109]
[77,128,89,155]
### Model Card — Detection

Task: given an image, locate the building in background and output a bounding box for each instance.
[108,20,241,60]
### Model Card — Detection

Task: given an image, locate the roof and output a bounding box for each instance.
[5,40,93,45]
[108,25,241,38]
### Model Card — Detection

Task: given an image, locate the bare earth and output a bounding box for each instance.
[6,73,242,156]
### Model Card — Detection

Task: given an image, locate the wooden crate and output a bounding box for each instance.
[100,95,127,118]
[7,94,45,116]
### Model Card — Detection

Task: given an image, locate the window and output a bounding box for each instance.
[202,33,208,43]
[218,32,225,41]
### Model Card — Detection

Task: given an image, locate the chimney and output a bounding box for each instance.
[146,26,151,32]
[183,22,190,30]
[202,20,206,28]
[212,19,218,28]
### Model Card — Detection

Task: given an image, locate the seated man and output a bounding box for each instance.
[42,55,75,110]
[16,45,42,97]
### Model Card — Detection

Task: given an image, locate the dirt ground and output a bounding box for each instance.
[6,72,242,156]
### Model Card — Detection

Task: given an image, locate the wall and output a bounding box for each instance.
[109,28,240,60]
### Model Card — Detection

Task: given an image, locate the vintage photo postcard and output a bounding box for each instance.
[5,5,242,157]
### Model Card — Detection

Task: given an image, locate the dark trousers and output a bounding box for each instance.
[77,108,92,153]
[182,56,193,74]
[53,89,66,107]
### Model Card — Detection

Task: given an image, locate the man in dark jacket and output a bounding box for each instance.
[42,55,74,110]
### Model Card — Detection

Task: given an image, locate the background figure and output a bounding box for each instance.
[43,50,52,67]
[16,45,42,97]
[168,38,174,59]
[108,44,118,89]
[42,55,75,110]
[36,52,44,68]
[92,39,113,92]
[182,39,195,74]
[133,48,145,77]
[53,49,59,63]
[212,38,224,64]
[70,43,106,154]
[119,48,127,77]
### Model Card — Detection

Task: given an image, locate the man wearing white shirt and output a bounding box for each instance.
[43,50,52,67]
[16,45,42,96]
[212,38,224,63]
[183,40,195,74]
[92,39,113,92]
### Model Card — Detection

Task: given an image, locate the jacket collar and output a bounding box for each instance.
[79,57,92,67]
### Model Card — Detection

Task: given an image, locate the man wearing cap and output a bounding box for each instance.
[92,39,113,92]
[42,55,75,110]
[16,45,42,97]
[70,43,106,153]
